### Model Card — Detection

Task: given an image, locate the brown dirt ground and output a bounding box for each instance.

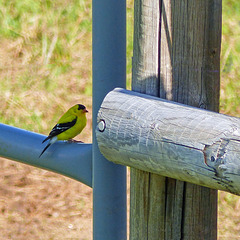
[1,155,240,239]
[0,158,93,240]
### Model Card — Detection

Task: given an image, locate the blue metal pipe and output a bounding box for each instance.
[92,0,127,239]
[0,123,92,187]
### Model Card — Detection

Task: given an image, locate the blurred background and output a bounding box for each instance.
[0,0,239,239]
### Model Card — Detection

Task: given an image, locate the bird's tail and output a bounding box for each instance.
[42,136,50,144]
[39,143,51,158]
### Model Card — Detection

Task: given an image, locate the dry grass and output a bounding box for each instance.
[0,0,240,239]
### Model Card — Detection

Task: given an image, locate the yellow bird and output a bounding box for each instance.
[39,104,88,158]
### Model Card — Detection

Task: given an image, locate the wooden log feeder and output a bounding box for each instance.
[96,88,240,195]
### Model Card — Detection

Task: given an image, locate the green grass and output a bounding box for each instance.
[218,2,240,237]
[0,0,133,134]
[0,0,93,135]
[0,0,240,239]
[220,0,240,117]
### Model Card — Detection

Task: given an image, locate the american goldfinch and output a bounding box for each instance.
[39,104,88,158]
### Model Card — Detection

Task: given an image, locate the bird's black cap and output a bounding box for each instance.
[78,104,86,110]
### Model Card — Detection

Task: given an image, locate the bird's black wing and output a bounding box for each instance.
[42,117,77,143]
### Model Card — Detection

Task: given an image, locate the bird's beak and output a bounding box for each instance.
[83,109,88,113]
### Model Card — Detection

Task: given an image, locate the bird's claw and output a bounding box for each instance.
[67,139,83,143]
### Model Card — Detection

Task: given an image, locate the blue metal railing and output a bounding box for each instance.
[92,0,127,239]
[0,123,92,187]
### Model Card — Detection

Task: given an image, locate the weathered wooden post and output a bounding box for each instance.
[129,1,221,239]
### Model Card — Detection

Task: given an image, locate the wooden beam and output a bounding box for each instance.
[130,0,165,239]
[96,88,240,196]
[125,0,221,239]
[160,1,221,239]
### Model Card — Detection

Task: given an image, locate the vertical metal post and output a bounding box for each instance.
[92,0,126,239]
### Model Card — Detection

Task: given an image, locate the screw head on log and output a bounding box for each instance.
[97,120,106,132]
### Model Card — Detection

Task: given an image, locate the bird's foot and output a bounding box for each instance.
[67,139,83,143]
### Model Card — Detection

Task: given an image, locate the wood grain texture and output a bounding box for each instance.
[132,0,160,96]
[98,0,221,239]
[159,1,221,238]
[130,0,221,239]
[160,1,221,111]
[96,88,240,195]
[130,0,164,239]
[129,170,166,239]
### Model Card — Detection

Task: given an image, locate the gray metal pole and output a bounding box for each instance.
[0,123,92,187]
[92,0,127,239]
